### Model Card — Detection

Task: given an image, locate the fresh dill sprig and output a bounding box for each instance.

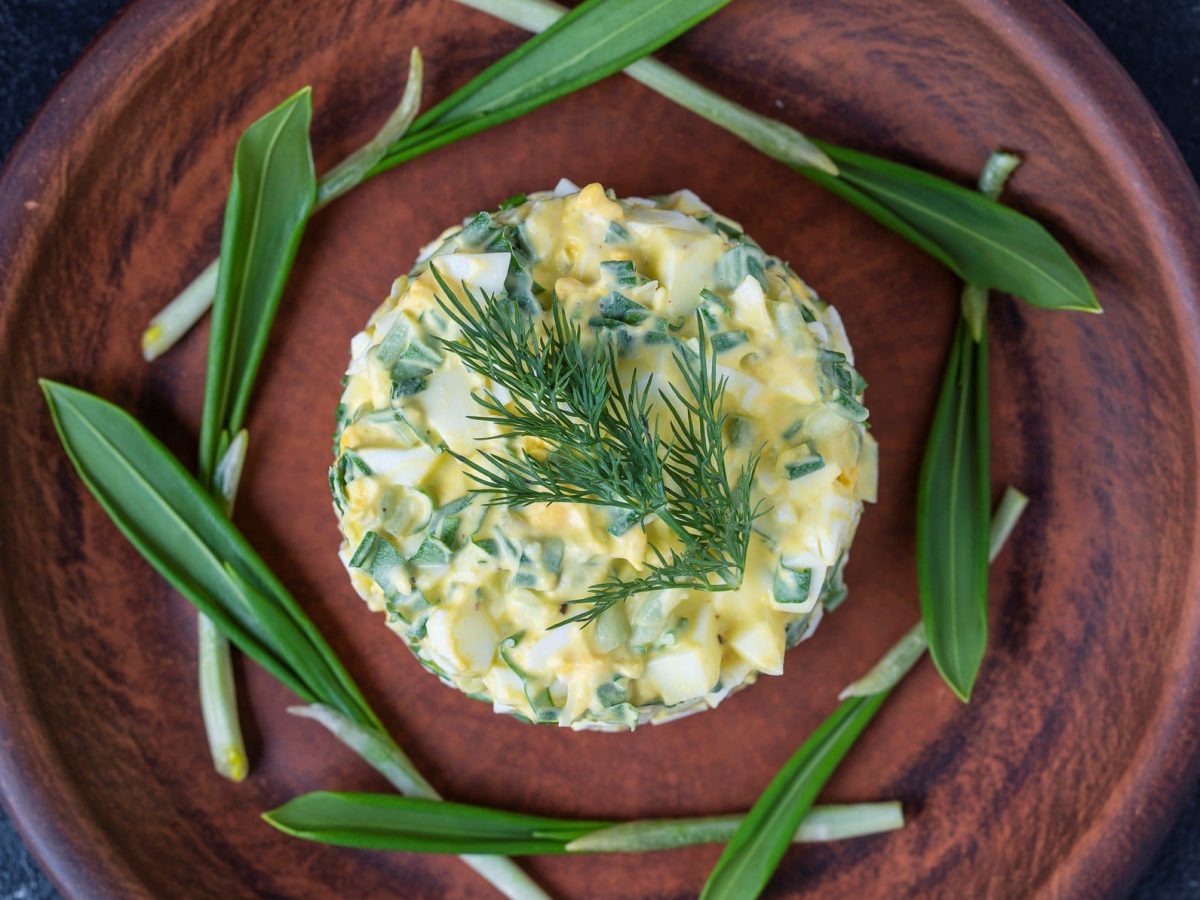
[432,267,667,520]
[429,264,762,626]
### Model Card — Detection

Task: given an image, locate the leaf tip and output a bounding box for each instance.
[38,377,68,411]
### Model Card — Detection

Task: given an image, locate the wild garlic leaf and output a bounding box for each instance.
[40,381,379,727]
[698,493,1028,899]
[699,692,891,900]
[419,0,726,125]
[916,151,1023,703]
[263,790,904,856]
[458,0,1098,316]
[263,792,604,855]
[806,142,1100,313]
[198,88,316,482]
[370,0,730,174]
[916,317,990,701]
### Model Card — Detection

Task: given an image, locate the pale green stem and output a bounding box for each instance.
[289,704,549,900]
[566,802,903,853]
[840,487,1029,699]
[988,485,1029,563]
[211,428,249,515]
[454,0,837,175]
[838,622,928,700]
[962,151,1022,340]
[141,259,219,362]
[287,703,437,798]
[198,616,246,781]
[978,151,1022,200]
[960,285,990,344]
[141,49,425,362]
[199,429,250,781]
[315,49,424,210]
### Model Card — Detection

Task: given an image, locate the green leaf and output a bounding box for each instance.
[43,382,550,900]
[915,317,990,701]
[459,1,1097,316]
[198,88,316,482]
[699,692,890,900]
[453,0,835,173]
[805,142,1100,313]
[696,493,1029,898]
[916,151,1023,703]
[263,792,606,855]
[370,0,731,174]
[262,791,904,856]
[40,381,378,727]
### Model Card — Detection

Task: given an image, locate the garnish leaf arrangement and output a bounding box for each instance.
[36,0,1093,896]
[699,486,1028,900]
[431,267,761,626]
[140,0,1097,360]
[194,87,317,782]
[262,793,904,854]
[140,0,732,358]
[39,381,549,900]
[255,491,1025,895]
[197,87,316,482]
[453,0,1099,315]
[917,152,1022,701]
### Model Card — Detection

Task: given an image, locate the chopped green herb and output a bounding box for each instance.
[784,447,825,480]
[710,331,749,354]
[597,677,630,708]
[714,243,769,292]
[727,415,753,447]
[459,210,497,246]
[410,536,452,569]
[600,259,640,287]
[595,291,651,326]
[605,221,631,243]
[772,566,813,604]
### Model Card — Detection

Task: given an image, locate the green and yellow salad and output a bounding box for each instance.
[331,180,876,730]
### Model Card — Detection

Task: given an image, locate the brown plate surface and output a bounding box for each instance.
[2,0,1199,897]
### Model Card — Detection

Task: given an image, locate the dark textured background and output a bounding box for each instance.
[0,0,1197,897]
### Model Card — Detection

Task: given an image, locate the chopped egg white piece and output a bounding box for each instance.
[428,252,511,296]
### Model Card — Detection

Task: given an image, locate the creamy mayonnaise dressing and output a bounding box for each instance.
[332,182,876,730]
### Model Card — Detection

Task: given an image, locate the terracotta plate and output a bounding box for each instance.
[2,0,1199,896]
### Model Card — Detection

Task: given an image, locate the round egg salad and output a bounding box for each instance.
[331,179,877,731]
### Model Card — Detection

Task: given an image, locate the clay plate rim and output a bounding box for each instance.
[0,0,1199,896]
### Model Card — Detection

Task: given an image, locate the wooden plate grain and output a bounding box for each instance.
[2,0,1199,897]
